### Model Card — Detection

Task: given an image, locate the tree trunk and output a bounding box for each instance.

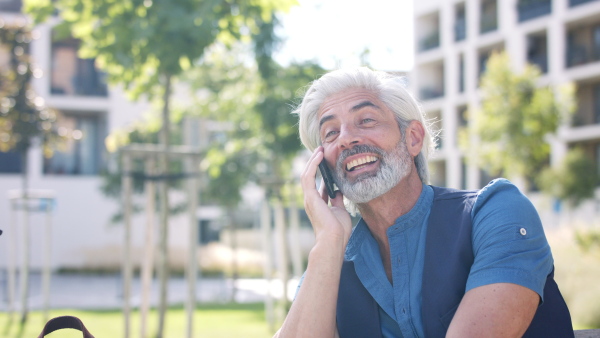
[156,74,172,338]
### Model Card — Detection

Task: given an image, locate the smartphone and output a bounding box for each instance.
[318,159,338,199]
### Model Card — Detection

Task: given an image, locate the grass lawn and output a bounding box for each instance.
[0,302,273,338]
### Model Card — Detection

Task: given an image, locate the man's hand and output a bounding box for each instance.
[276,147,351,338]
[301,146,352,249]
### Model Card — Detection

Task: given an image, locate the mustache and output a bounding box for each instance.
[336,144,386,171]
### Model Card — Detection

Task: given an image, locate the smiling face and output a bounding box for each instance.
[318,88,413,203]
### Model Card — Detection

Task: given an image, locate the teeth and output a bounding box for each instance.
[346,156,378,171]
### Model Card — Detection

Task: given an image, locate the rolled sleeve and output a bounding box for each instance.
[466,178,553,301]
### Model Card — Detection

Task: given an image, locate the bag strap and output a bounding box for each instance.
[37,316,95,338]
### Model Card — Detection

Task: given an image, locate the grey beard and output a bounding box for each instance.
[331,142,412,204]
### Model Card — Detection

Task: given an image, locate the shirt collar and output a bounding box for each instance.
[345,184,433,259]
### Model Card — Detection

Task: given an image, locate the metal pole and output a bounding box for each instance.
[42,199,52,322]
[288,185,303,278]
[186,156,199,338]
[273,199,289,321]
[7,198,16,322]
[19,191,30,324]
[122,154,133,338]
[260,201,274,331]
[140,157,156,338]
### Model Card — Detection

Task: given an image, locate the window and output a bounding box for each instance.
[527,32,548,73]
[594,84,600,123]
[570,0,598,7]
[43,111,106,175]
[480,0,498,34]
[455,3,467,41]
[0,0,22,12]
[51,35,108,97]
[517,0,552,23]
[0,150,22,174]
[417,12,441,52]
[458,53,465,93]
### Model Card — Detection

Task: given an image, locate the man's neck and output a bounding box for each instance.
[357,168,424,240]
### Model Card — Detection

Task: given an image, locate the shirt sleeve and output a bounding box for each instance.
[466,178,553,301]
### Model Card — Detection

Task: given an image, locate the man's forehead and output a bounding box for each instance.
[318,88,386,119]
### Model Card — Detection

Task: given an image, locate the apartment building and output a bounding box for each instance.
[412,0,600,197]
[0,1,201,271]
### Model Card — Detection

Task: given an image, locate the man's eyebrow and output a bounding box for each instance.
[350,101,380,112]
[319,114,335,128]
[319,101,381,128]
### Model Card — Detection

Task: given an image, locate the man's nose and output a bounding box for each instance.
[337,125,361,149]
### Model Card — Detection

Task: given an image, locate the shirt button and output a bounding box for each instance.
[520,228,527,236]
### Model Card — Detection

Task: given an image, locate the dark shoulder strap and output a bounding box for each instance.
[422,186,477,337]
[38,316,95,338]
[336,260,382,338]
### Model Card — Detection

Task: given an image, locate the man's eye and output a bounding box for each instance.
[325,130,338,139]
[362,118,375,123]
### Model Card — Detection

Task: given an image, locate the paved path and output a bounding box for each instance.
[0,272,295,310]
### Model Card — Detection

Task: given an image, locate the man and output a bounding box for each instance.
[275,68,573,337]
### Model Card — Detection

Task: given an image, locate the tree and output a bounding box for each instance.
[0,22,59,326]
[538,148,598,208]
[465,51,575,189]
[24,1,295,336]
[184,43,325,323]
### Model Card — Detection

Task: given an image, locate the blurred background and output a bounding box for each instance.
[0,0,599,337]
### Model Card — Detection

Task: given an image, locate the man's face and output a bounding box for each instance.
[318,88,412,203]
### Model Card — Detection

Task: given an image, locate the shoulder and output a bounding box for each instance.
[472,178,536,220]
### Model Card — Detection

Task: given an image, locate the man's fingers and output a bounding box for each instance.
[330,190,345,208]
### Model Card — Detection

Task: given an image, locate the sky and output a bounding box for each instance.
[273,0,414,72]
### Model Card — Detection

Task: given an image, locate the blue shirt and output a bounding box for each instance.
[298,179,553,337]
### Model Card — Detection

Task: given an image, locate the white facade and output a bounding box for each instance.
[0,8,200,271]
[412,0,600,194]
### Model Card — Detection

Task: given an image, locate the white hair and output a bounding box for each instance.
[294,67,434,184]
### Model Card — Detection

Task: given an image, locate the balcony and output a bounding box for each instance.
[417,11,440,53]
[455,3,467,42]
[455,20,466,41]
[419,87,445,100]
[43,110,107,175]
[51,37,108,97]
[517,0,552,22]
[572,82,600,127]
[419,32,440,52]
[480,0,498,34]
[566,23,600,68]
[570,0,598,7]
[527,33,548,73]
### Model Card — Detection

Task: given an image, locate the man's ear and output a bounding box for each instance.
[405,120,425,157]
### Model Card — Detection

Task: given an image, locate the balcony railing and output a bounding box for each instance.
[518,0,552,22]
[419,32,440,52]
[569,0,598,7]
[566,44,600,67]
